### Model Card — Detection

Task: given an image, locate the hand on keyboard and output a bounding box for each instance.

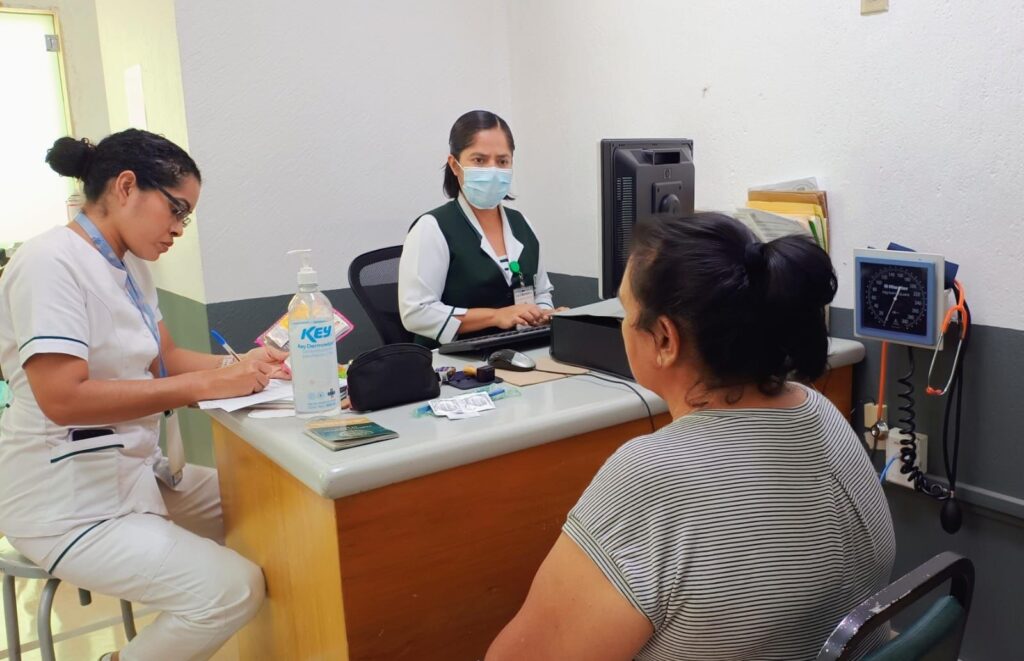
[495,303,547,329]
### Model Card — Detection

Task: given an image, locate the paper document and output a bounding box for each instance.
[248,409,297,419]
[124,65,148,130]
[198,379,294,412]
[197,378,348,413]
[749,177,819,192]
[734,208,814,242]
[553,298,625,318]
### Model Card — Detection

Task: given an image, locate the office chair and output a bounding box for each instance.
[348,246,413,345]
[817,551,974,661]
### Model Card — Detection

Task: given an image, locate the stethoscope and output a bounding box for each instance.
[872,279,971,534]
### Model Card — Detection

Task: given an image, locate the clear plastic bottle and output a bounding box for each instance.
[286,249,340,417]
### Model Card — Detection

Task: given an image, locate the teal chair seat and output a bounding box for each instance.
[817,552,974,661]
[865,595,966,661]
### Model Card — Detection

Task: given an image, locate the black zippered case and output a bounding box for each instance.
[347,343,439,411]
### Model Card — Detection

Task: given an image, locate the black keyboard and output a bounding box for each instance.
[438,326,551,355]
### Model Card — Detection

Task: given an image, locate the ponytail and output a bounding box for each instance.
[629,212,837,396]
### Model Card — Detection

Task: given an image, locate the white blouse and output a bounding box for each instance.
[0,227,168,538]
[398,195,554,344]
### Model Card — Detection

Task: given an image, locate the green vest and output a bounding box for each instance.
[410,200,540,347]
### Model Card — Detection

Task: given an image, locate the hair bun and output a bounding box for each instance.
[743,241,766,278]
[45,137,96,179]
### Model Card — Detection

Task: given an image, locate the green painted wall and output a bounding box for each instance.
[157,287,214,467]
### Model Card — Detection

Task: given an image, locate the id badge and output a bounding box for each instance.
[513,285,535,306]
[156,409,186,489]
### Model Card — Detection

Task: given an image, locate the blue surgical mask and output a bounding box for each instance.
[456,162,512,209]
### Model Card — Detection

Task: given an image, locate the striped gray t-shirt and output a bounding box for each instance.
[564,384,895,661]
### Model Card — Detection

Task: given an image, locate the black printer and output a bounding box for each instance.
[549,299,633,380]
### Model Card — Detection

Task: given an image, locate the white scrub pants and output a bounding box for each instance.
[8,465,264,661]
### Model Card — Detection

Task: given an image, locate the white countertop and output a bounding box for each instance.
[206,337,865,500]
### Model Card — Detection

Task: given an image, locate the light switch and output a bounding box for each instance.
[861,0,889,15]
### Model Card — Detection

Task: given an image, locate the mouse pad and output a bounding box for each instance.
[495,356,588,387]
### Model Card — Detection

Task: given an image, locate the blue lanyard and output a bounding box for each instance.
[75,212,166,378]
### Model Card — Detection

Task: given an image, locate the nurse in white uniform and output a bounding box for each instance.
[0,130,285,661]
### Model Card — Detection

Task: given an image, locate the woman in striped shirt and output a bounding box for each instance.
[488,213,895,660]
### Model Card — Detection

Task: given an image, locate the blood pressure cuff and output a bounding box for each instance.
[347,343,439,412]
[887,242,959,288]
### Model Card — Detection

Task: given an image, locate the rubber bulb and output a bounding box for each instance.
[940,498,963,534]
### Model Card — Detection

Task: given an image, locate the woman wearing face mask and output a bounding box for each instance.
[0,130,286,660]
[398,110,560,346]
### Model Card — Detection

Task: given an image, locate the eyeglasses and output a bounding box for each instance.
[154,184,194,228]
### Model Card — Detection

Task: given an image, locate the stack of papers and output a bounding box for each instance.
[734,177,830,252]
[197,378,347,413]
[197,379,294,412]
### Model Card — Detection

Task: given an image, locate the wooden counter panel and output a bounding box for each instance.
[334,415,670,661]
[214,421,349,660]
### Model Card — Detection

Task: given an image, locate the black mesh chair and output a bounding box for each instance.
[348,246,413,345]
[817,552,975,661]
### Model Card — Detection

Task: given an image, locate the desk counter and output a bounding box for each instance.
[208,337,863,660]
[207,337,864,501]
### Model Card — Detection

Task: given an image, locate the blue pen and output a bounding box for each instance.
[210,330,241,363]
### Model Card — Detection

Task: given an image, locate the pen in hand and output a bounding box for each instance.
[210,330,242,364]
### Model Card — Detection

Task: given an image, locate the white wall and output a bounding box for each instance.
[506,0,1024,331]
[173,0,1023,329]
[94,0,205,303]
[174,0,513,304]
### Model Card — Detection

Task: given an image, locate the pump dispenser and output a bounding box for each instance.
[286,249,339,416]
[289,249,318,287]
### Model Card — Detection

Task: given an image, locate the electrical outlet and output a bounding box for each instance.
[861,0,889,15]
[863,403,888,431]
[884,430,927,489]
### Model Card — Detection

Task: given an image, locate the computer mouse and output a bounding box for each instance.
[487,349,536,372]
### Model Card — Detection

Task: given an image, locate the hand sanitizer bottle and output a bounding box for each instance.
[287,249,340,417]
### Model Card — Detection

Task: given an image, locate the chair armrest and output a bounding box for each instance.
[816,551,974,660]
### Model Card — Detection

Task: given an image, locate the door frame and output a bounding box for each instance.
[0,6,75,136]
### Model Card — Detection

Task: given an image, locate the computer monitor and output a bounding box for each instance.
[599,139,694,299]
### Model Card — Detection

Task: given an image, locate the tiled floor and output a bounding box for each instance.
[0,574,238,660]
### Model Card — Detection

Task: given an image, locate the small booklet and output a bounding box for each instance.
[303,416,398,451]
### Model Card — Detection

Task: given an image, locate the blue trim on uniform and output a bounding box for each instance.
[47,519,109,574]
[18,336,88,352]
[50,444,124,464]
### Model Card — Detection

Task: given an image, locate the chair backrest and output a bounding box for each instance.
[817,552,975,661]
[348,246,413,345]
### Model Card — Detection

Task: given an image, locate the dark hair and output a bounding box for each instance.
[45,129,201,201]
[628,212,837,397]
[442,110,515,199]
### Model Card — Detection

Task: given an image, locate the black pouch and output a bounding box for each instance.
[347,343,439,411]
